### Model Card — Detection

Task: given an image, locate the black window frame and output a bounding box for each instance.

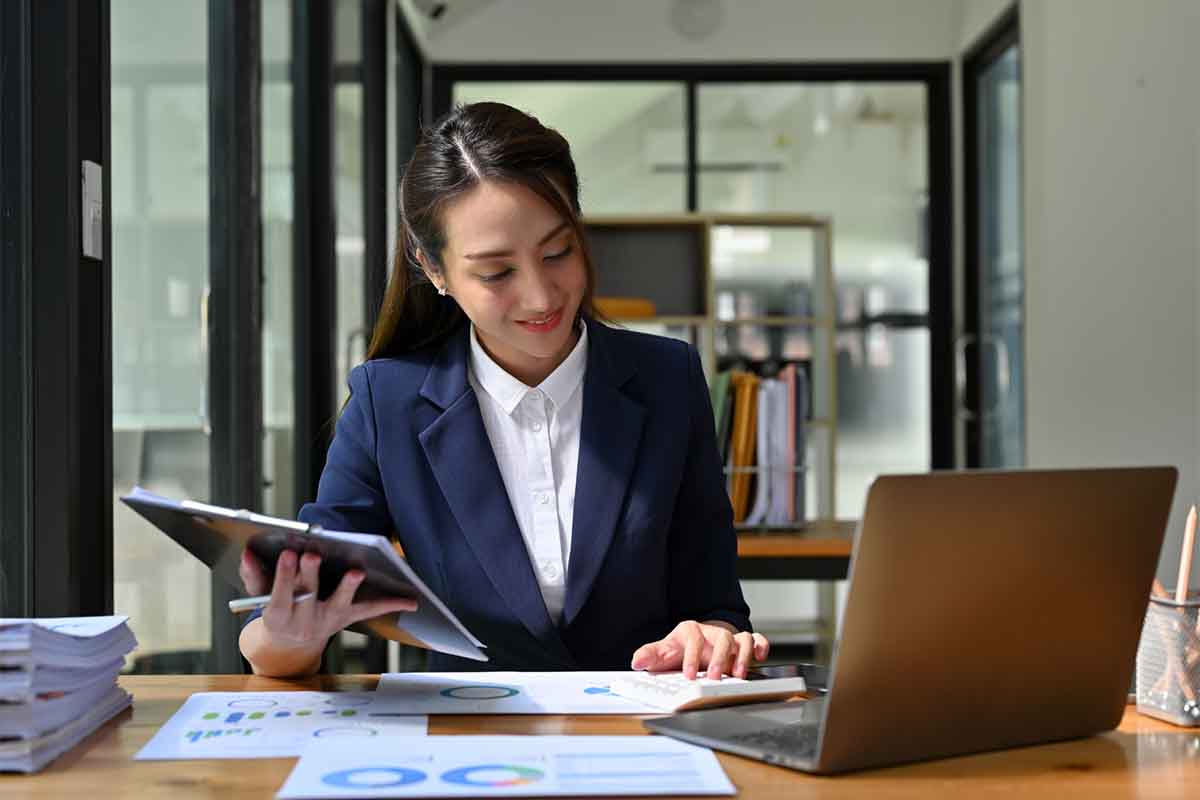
[962,6,1021,468]
[1,0,114,619]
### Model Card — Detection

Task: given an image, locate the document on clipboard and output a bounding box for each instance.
[120,487,487,662]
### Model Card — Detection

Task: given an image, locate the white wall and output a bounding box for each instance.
[406,0,961,63]
[959,0,1012,49]
[1021,0,1200,586]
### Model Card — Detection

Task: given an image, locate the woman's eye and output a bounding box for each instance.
[544,245,573,261]
[478,269,513,283]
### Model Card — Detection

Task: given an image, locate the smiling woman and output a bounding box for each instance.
[238,102,768,680]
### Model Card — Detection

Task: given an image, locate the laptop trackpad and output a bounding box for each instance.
[739,700,822,726]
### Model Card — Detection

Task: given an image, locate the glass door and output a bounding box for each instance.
[697,82,933,519]
[964,15,1025,468]
[111,0,213,672]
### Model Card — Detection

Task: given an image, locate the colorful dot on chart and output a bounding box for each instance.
[202,712,219,720]
[297,710,312,716]
[275,711,290,718]
[340,709,357,717]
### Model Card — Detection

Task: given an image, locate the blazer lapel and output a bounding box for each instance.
[562,319,646,627]
[417,327,571,661]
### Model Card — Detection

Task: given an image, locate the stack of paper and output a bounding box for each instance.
[0,616,137,773]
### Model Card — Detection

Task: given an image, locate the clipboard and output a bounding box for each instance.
[120,487,487,662]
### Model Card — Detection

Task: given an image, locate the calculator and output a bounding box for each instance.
[610,671,809,712]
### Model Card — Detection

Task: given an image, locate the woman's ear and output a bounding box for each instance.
[415,249,444,293]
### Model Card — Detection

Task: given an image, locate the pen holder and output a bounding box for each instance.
[1136,596,1200,726]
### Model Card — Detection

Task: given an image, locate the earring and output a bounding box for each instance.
[437,285,447,296]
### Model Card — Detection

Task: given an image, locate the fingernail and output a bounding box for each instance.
[348,570,364,582]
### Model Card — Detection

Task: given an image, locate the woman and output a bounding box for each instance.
[239,101,769,680]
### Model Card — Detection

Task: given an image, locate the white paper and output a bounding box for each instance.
[136,692,427,760]
[0,615,130,640]
[375,672,658,715]
[277,735,736,798]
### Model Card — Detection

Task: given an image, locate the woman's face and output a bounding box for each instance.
[426,179,587,386]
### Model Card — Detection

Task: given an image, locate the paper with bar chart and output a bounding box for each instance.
[375,672,654,714]
[277,736,735,798]
[136,692,426,760]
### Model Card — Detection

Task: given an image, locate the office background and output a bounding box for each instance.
[1,0,1197,674]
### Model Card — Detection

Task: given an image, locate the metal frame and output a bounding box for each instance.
[0,0,35,617]
[292,0,337,513]
[362,0,389,332]
[16,0,115,617]
[208,0,264,673]
[962,5,1021,468]
[431,61,956,470]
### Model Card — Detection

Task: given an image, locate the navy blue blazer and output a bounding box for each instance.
[297,316,751,671]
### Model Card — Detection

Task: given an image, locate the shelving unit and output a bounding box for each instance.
[583,213,837,531]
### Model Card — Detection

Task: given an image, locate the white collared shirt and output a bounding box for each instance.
[467,322,588,623]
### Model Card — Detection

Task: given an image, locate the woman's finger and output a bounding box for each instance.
[752,632,770,661]
[706,632,733,680]
[732,632,755,678]
[345,597,419,626]
[239,550,269,595]
[327,569,365,611]
[630,641,661,671]
[265,550,299,618]
[290,553,322,637]
[681,623,705,680]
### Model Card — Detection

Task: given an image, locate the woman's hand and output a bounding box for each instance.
[631,620,770,680]
[238,549,418,676]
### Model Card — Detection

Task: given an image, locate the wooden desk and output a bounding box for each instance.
[737,522,855,660]
[6,675,1197,798]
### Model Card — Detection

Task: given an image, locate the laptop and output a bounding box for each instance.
[645,467,1177,774]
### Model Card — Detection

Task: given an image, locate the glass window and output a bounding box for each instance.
[698,82,931,518]
[335,82,367,409]
[976,45,1025,467]
[111,0,212,673]
[262,0,296,520]
[453,82,688,214]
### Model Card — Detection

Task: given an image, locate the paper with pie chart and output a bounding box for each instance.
[276,735,735,798]
[375,672,656,714]
[135,692,427,760]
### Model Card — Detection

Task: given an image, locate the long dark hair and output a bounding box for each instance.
[365,102,600,360]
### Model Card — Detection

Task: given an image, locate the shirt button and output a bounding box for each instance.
[532,422,542,432]
[544,564,560,580]
[537,492,551,505]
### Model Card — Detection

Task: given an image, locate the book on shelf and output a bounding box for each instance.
[716,363,809,528]
[727,371,759,522]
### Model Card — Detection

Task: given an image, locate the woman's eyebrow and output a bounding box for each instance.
[463,221,570,261]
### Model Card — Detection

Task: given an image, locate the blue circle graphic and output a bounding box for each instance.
[227,698,278,709]
[322,767,426,788]
[584,686,611,695]
[438,685,519,700]
[441,764,544,787]
[313,727,378,738]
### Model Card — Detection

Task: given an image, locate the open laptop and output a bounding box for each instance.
[645,467,1177,774]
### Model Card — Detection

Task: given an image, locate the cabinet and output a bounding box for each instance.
[583,214,837,530]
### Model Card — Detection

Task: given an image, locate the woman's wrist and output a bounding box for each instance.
[239,617,326,678]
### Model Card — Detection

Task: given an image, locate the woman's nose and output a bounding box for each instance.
[521,266,557,310]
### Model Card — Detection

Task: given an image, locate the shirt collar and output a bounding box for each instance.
[469,321,588,416]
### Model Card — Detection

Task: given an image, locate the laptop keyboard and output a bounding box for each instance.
[729,722,821,755]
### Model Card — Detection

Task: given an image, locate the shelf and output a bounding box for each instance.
[713,316,831,327]
[609,315,708,326]
[584,212,837,520]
